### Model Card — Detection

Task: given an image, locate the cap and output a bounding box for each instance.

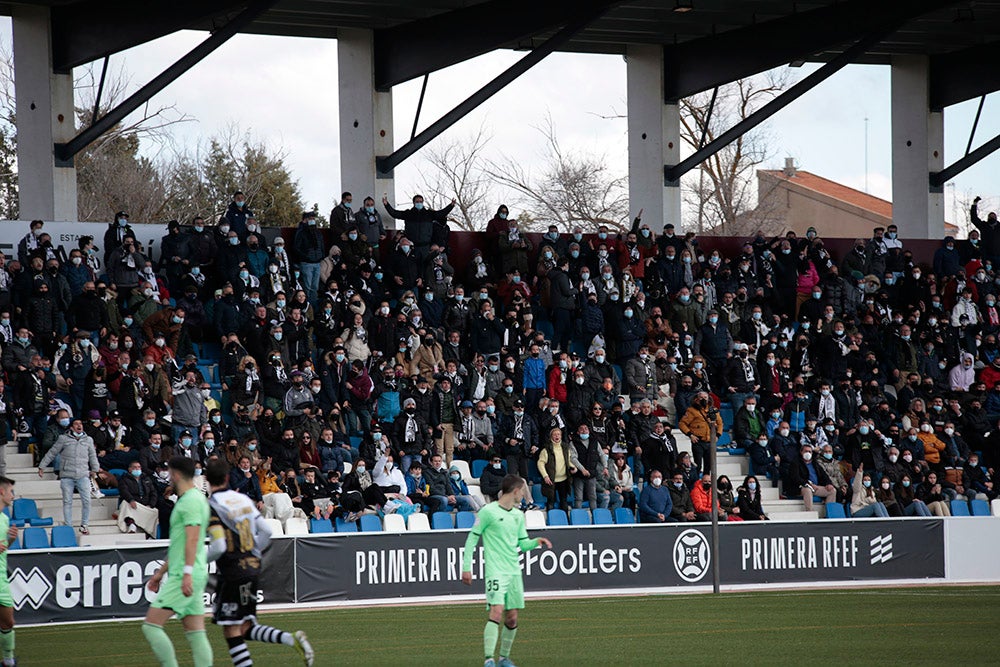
[115,211,129,218]
[460,400,473,408]
[850,270,864,280]
[86,410,101,419]
[513,399,524,408]
[290,370,304,378]
[665,223,675,229]
[416,376,429,384]
[371,423,382,432]
[108,410,122,419]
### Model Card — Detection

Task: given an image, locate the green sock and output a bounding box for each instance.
[186,630,214,667]
[0,628,14,660]
[142,623,178,667]
[499,624,518,659]
[484,620,500,660]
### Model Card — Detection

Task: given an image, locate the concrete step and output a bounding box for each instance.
[80,532,153,548]
[768,510,820,521]
[4,453,34,468]
[12,479,63,496]
[763,499,810,510]
[35,499,118,522]
[7,470,56,482]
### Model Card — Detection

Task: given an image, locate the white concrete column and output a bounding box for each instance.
[337,29,395,227]
[891,55,944,239]
[12,5,77,221]
[627,44,682,231]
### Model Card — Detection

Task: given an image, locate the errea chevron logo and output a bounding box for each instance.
[9,567,52,610]
[869,534,893,565]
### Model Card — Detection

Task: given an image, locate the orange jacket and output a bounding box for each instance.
[919,432,945,464]
[690,481,718,515]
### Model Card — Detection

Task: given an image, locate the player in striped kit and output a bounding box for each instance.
[204,459,314,666]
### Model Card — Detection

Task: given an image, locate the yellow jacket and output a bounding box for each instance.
[679,406,723,442]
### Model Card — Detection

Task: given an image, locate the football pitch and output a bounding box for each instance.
[17,586,1000,665]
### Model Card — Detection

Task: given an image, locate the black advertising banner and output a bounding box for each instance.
[5,521,946,624]
[7,536,296,625]
[717,518,946,584]
[295,527,684,602]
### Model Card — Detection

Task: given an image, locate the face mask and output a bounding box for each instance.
[903,454,913,462]
[181,438,192,447]
[575,376,585,385]
[802,452,812,462]
[908,435,918,442]
[748,482,757,491]
[450,473,461,481]
[708,316,718,325]
[579,433,590,441]
[624,309,633,318]
[595,355,606,364]
[944,427,954,436]
[414,202,424,210]
[274,332,283,341]
[651,478,662,487]
[757,440,768,448]
[824,425,835,433]
[694,362,703,370]
[204,441,215,451]
[859,426,870,435]
[862,480,872,489]
[779,428,790,437]
[211,415,221,424]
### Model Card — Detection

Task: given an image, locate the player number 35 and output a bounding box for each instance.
[485,579,499,593]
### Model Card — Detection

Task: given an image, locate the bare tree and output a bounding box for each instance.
[679,72,789,235]
[420,125,495,231]
[486,114,629,232]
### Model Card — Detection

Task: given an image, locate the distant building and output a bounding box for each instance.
[752,159,957,238]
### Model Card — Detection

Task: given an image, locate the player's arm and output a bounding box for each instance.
[206,516,227,563]
[181,524,200,596]
[461,512,488,585]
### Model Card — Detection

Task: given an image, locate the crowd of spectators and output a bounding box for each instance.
[9,189,998,533]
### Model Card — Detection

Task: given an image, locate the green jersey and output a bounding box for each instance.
[0,512,8,578]
[463,502,540,577]
[166,487,210,578]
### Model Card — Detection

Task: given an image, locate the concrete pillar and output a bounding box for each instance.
[337,29,395,227]
[891,55,944,239]
[627,44,682,231]
[12,5,77,221]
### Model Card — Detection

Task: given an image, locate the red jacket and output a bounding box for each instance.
[547,365,568,402]
[690,481,719,515]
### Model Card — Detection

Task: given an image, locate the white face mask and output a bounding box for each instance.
[651,478,662,487]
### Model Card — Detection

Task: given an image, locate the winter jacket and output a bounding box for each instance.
[40,432,99,479]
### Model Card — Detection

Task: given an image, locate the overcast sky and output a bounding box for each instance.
[3,21,999,230]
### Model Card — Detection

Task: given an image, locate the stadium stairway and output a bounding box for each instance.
[5,443,146,548]
[670,431,819,521]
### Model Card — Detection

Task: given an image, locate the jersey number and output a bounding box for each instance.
[486,579,499,593]
[235,519,254,552]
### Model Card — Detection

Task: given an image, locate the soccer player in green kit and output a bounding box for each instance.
[463,474,552,667]
[143,457,213,667]
[0,477,19,667]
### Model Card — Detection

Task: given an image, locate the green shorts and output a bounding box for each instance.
[151,575,207,618]
[0,579,11,608]
[484,573,524,610]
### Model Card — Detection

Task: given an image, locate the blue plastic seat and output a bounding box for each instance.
[456,511,477,529]
[592,508,613,525]
[716,433,732,447]
[431,512,454,530]
[335,517,358,533]
[12,498,53,527]
[2,507,24,528]
[50,525,78,548]
[349,436,362,449]
[108,468,127,478]
[310,518,334,533]
[359,515,382,532]
[614,508,635,524]
[971,499,990,516]
[530,484,545,505]
[569,509,591,525]
[825,503,846,519]
[950,499,971,516]
[547,509,568,526]
[471,460,489,478]
[22,527,48,549]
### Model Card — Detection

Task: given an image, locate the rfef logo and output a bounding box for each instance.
[673,529,710,582]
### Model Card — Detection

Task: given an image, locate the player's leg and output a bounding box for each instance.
[224,624,253,667]
[0,605,15,667]
[235,577,314,667]
[483,603,504,666]
[143,606,180,667]
[181,612,214,667]
[498,575,525,667]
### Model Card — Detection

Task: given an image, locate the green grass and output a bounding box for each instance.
[17,587,1000,665]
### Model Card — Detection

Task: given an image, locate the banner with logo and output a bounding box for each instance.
[6,520,945,624]
[8,538,296,625]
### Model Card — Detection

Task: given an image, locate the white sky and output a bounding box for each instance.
[3,21,999,229]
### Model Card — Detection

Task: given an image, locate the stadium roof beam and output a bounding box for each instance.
[664,26,897,185]
[930,132,1000,189]
[372,0,626,90]
[54,0,278,165]
[374,4,609,177]
[50,0,248,73]
[929,41,1000,109]
[662,0,964,103]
